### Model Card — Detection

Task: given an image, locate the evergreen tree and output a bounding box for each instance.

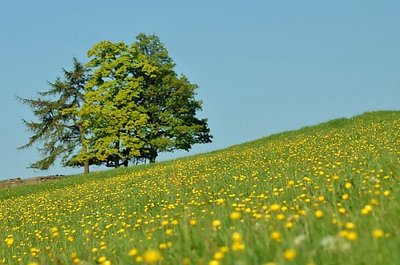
[18,58,92,173]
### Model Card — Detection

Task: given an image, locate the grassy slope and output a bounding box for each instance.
[1,110,399,265]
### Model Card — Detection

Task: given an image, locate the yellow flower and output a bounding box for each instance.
[372,229,384,238]
[143,249,162,264]
[213,251,224,260]
[314,210,324,218]
[98,256,107,263]
[276,213,285,220]
[219,246,229,253]
[5,236,14,246]
[345,222,355,229]
[270,231,282,242]
[230,211,241,220]
[231,241,245,251]
[283,248,297,261]
[346,231,357,241]
[128,247,138,256]
[270,204,281,211]
[212,220,221,229]
[159,243,168,250]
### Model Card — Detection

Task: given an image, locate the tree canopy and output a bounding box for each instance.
[19,33,212,173]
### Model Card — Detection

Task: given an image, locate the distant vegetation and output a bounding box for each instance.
[1,111,399,264]
[18,33,212,174]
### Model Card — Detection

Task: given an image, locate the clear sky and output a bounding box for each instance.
[0,1,399,180]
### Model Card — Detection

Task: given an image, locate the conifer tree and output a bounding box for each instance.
[18,58,92,173]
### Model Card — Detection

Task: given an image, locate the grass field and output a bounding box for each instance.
[1,111,399,265]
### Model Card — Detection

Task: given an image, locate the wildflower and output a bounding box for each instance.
[51,227,59,237]
[345,222,355,229]
[314,210,324,218]
[270,231,282,242]
[128,248,138,256]
[216,198,225,205]
[71,252,81,264]
[346,231,357,241]
[372,229,384,238]
[231,241,245,251]
[276,213,285,220]
[4,236,14,246]
[212,220,221,229]
[232,232,242,241]
[230,211,241,220]
[143,249,162,264]
[270,204,281,211]
[361,205,372,215]
[283,249,297,261]
[213,251,224,260]
[219,246,229,253]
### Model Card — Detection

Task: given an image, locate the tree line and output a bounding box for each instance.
[18,33,212,174]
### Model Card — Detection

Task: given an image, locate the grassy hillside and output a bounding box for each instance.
[1,111,399,265]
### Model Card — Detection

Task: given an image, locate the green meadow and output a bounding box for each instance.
[1,111,399,265]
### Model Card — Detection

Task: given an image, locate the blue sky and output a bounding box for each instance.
[0,1,399,180]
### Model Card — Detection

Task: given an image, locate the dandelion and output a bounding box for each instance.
[270,231,282,242]
[270,204,281,211]
[4,236,14,246]
[314,210,324,218]
[143,249,162,264]
[213,251,224,260]
[372,229,384,238]
[230,211,241,220]
[212,220,221,229]
[283,248,297,261]
[346,231,357,241]
[128,248,138,256]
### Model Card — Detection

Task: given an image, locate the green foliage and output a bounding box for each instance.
[79,33,212,166]
[18,58,90,172]
[19,34,212,172]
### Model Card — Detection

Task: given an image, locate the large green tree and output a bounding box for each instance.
[18,58,92,173]
[80,33,212,165]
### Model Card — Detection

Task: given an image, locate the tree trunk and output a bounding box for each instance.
[84,160,90,174]
[114,156,120,168]
[149,149,158,164]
